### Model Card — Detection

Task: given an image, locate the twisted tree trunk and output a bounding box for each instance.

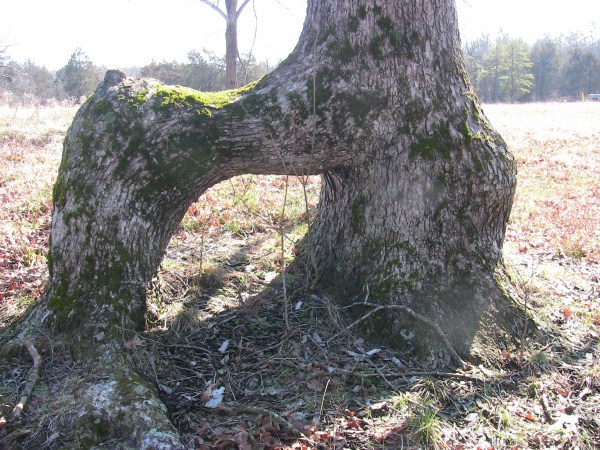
[18,0,521,446]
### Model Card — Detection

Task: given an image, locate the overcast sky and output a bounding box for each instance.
[1,0,598,71]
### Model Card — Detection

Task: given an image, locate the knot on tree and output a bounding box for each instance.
[103,69,127,87]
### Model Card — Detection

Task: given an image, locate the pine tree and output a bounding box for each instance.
[55,48,100,99]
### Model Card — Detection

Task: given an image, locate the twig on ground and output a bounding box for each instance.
[318,378,331,424]
[280,174,291,330]
[12,340,42,419]
[540,390,554,423]
[302,366,483,383]
[365,356,398,391]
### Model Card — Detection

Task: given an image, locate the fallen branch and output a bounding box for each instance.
[303,366,483,383]
[12,340,42,419]
[329,301,465,368]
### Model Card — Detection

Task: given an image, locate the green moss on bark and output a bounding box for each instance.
[150,79,261,116]
[351,194,367,235]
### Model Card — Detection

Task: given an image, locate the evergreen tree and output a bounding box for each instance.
[140,60,188,86]
[503,38,534,101]
[481,34,509,102]
[531,37,561,100]
[55,48,101,99]
[561,47,600,97]
[462,34,491,100]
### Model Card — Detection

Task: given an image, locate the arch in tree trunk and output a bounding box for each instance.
[15,0,524,447]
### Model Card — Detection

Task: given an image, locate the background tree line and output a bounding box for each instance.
[0,47,271,106]
[2,29,600,105]
[463,31,600,102]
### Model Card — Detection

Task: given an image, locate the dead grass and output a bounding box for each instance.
[1,101,599,449]
[485,102,600,344]
[0,105,79,331]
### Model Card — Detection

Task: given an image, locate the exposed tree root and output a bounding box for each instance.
[68,362,185,449]
[12,340,41,419]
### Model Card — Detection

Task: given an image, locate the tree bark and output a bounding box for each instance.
[19,0,523,446]
[45,0,521,365]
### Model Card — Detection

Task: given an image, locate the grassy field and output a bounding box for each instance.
[0,101,598,448]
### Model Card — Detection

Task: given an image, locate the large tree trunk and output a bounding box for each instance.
[17,0,521,446]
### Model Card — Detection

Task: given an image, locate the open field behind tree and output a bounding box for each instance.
[0,101,599,448]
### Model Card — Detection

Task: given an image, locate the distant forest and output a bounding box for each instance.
[1,30,599,106]
[463,32,600,102]
[0,47,272,107]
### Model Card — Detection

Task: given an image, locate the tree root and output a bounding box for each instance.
[12,340,41,419]
[71,365,185,449]
[329,301,466,368]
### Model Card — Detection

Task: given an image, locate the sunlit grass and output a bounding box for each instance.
[486,102,600,263]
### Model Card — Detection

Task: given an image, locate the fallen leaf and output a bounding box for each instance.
[312,332,324,346]
[197,421,211,436]
[264,271,278,283]
[218,339,230,353]
[200,385,214,403]
[123,335,145,351]
[285,414,307,434]
[307,377,325,390]
[205,386,225,408]
[563,306,573,319]
[158,383,173,394]
[232,430,252,450]
[366,348,381,356]
[553,386,570,396]
[346,419,361,430]
[361,385,377,393]
[524,411,538,422]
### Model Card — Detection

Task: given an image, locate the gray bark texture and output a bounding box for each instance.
[16,0,523,447]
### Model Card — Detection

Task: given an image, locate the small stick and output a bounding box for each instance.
[540,390,554,423]
[12,340,42,419]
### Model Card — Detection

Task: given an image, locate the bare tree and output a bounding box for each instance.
[0,40,16,75]
[199,0,252,88]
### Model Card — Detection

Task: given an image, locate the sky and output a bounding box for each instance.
[1,0,599,71]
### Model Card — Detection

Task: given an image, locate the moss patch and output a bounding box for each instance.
[351,194,367,235]
[151,80,260,116]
